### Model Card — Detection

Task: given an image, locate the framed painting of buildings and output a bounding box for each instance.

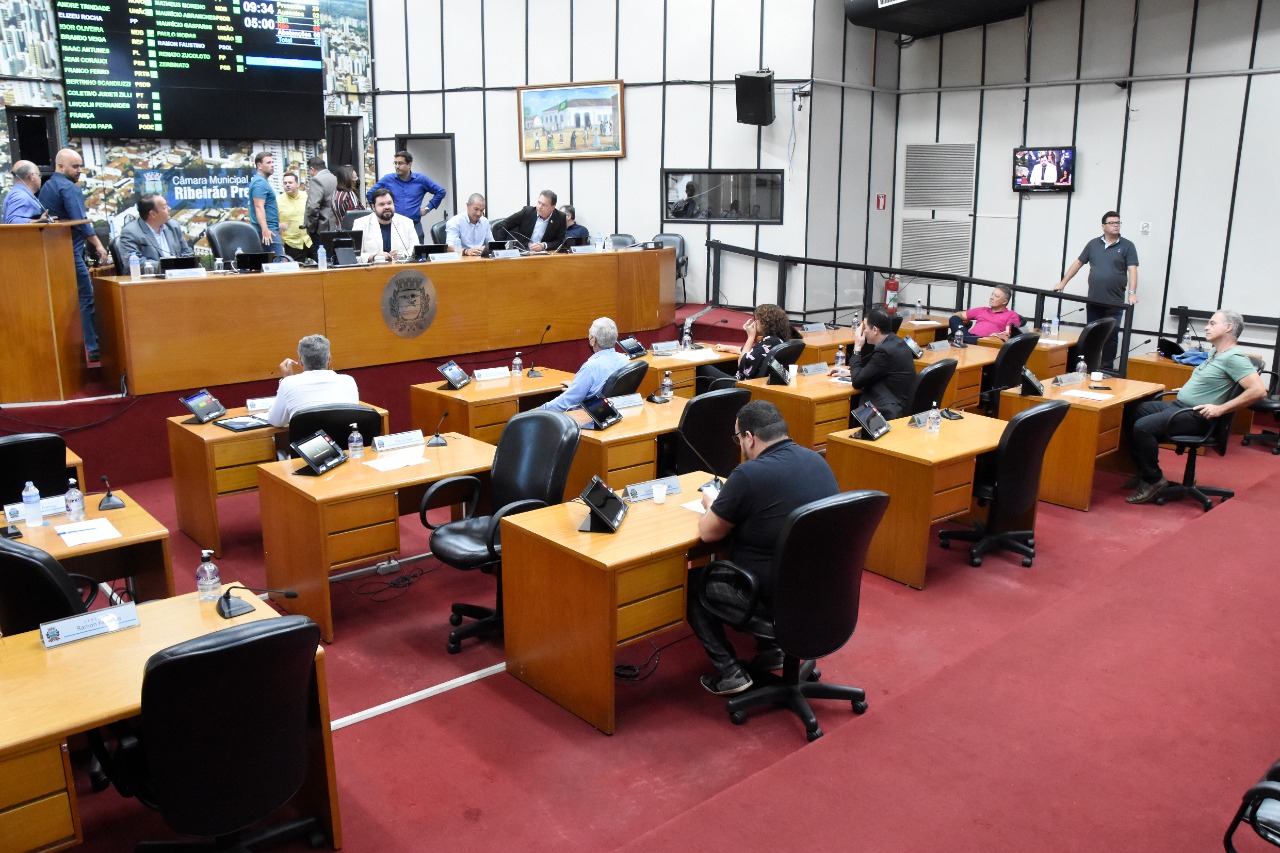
[516,81,625,162]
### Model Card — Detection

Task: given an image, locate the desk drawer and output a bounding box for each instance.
[814,399,851,423]
[606,462,655,492]
[607,439,655,471]
[328,521,398,568]
[617,587,685,645]
[933,459,972,494]
[813,418,848,446]
[932,484,973,522]
[617,556,685,605]
[1096,426,1121,457]
[474,423,507,445]
[0,791,77,853]
[214,464,262,495]
[0,745,66,809]
[326,493,397,534]
[472,400,518,429]
[212,435,277,469]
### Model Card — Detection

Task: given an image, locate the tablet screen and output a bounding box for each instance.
[438,360,472,390]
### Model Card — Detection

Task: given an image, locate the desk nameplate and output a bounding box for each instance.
[40,602,139,649]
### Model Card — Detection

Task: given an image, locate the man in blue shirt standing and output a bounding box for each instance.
[247,151,282,258]
[2,161,46,223]
[39,149,108,362]
[367,150,446,243]
[540,317,629,412]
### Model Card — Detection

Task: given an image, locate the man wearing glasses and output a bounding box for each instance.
[1053,211,1139,368]
[688,400,839,696]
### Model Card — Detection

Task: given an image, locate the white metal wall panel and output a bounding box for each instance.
[898,35,940,90]
[712,0,762,83]
[371,0,407,91]
[812,0,846,82]
[617,0,666,84]
[571,159,617,237]
[664,85,712,166]
[482,1,526,89]
[1189,0,1258,73]
[1054,85,1125,275]
[761,0,815,81]
[1028,0,1080,82]
[665,0,713,82]
[406,1,443,92]
[982,17,1027,87]
[807,81,841,308]
[526,1,572,87]
[440,2,483,90]
[483,90,525,216]
[866,31,899,267]
[1079,0,1137,79]
[571,3,617,83]
[941,27,983,88]
[407,94,443,135]
[717,251,767,309]
[836,87,873,271]
[375,94,409,138]
[617,85,663,260]
[971,88,1022,285]
[444,91,487,212]
[1132,0,1194,77]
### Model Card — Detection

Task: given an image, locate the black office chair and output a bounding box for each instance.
[600,360,649,397]
[906,358,957,417]
[657,387,750,479]
[429,219,448,245]
[1242,366,1280,455]
[1226,758,1280,852]
[1073,316,1118,375]
[110,237,127,275]
[939,399,1069,567]
[981,332,1041,417]
[419,411,580,653]
[288,403,382,453]
[890,315,905,334]
[341,209,372,231]
[698,490,889,741]
[205,220,261,260]
[0,432,72,505]
[1152,387,1242,511]
[110,616,327,851]
[609,233,635,250]
[764,339,806,371]
[707,376,738,393]
[652,233,689,299]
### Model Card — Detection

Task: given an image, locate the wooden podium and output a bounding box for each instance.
[0,220,90,403]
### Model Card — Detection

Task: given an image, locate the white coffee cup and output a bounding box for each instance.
[651,483,667,504]
[788,365,799,384]
[1090,371,1104,381]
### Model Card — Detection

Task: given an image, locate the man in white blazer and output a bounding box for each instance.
[357,188,417,262]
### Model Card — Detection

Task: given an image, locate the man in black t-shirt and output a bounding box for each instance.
[690,400,840,695]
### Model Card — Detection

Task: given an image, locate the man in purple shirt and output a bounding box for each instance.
[947,284,1022,343]
[366,150,446,242]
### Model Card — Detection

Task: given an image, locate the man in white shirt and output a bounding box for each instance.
[445,193,494,256]
[356,188,417,262]
[117,193,193,263]
[266,334,360,427]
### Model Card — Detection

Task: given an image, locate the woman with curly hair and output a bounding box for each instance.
[697,304,797,388]
[330,165,365,224]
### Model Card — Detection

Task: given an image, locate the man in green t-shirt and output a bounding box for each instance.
[1125,309,1266,504]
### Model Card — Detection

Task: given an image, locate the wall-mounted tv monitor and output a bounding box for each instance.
[53,0,324,139]
[1013,147,1075,192]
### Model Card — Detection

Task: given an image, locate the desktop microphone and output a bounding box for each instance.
[646,376,697,404]
[674,429,727,491]
[825,308,864,329]
[1125,337,1153,357]
[1186,319,1205,351]
[216,584,298,619]
[426,411,449,447]
[527,324,552,377]
[938,383,1021,421]
[1059,306,1085,321]
[681,306,715,340]
[98,475,125,511]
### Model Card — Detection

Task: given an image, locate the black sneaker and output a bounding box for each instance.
[750,647,786,671]
[700,667,753,695]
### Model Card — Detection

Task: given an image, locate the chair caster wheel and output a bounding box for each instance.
[940,539,950,549]
[89,770,110,792]
[446,641,461,654]
[1022,557,1033,567]
[1154,497,1166,506]
[448,612,463,626]
[852,700,868,714]
[307,830,327,848]
[807,727,824,742]
[1026,538,1035,548]
[970,553,983,567]
[730,711,747,725]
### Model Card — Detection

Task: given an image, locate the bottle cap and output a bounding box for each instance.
[201,549,214,561]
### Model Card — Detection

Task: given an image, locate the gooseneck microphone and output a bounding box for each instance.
[427,411,449,447]
[216,584,299,619]
[675,430,727,492]
[1186,320,1205,351]
[938,382,1021,420]
[98,475,125,511]
[527,324,552,378]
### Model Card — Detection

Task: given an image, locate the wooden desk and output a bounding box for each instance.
[913,345,998,411]
[408,370,575,445]
[797,328,854,366]
[256,436,496,642]
[737,374,855,449]
[20,488,174,601]
[638,347,738,398]
[0,590,341,853]
[503,471,711,734]
[826,415,1009,589]
[95,250,675,396]
[999,377,1164,511]
[564,399,688,499]
[167,405,390,557]
[1127,353,1254,434]
[897,316,948,346]
[978,331,1077,378]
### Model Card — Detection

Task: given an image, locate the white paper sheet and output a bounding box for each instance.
[681,498,707,514]
[55,517,122,547]
[1061,390,1114,401]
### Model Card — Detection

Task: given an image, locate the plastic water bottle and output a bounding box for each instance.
[593,231,604,253]
[660,371,674,401]
[953,326,965,347]
[213,257,224,273]
[21,481,42,528]
[511,351,523,375]
[195,550,221,602]
[834,345,846,369]
[65,478,86,522]
[915,299,923,318]
[926,402,942,434]
[1075,355,1088,375]
[681,328,692,350]
[316,245,327,271]
[1180,329,1193,351]
[1050,315,1060,339]
[128,252,141,281]
[347,422,364,459]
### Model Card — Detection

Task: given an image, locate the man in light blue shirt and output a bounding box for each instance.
[367,150,446,242]
[445,193,493,256]
[2,161,46,223]
[541,317,630,412]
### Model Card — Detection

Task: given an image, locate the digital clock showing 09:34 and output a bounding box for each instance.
[241,1,276,13]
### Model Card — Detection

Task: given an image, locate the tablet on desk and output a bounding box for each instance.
[289,430,347,476]
[580,393,623,430]
[437,359,472,391]
[578,475,628,533]
[179,389,227,424]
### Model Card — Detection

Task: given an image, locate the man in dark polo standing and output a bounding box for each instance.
[1053,211,1138,368]
[39,148,108,363]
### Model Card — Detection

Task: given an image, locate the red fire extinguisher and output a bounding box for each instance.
[884,277,899,315]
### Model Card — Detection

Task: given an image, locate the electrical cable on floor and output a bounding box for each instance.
[614,632,695,682]
[0,394,140,434]
[346,563,437,602]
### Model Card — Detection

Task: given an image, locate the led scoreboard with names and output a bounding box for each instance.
[54,0,324,140]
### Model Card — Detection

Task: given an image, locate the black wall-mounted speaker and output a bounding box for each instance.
[735,70,775,126]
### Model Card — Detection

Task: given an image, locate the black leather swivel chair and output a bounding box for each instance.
[1242,366,1279,454]
[205,221,261,260]
[609,233,635,250]
[600,360,649,397]
[699,490,890,741]
[0,432,72,505]
[657,387,750,479]
[114,616,327,851]
[341,209,371,231]
[1152,387,1242,511]
[288,404,383,453]
[429,219,447,245]
[652,233,689,298]
[939,399,1069,566]
[906,358,957,417]
[981,332,1041,417]
[764,338,805,370]
[890,315,905,334]
[110,237,127,275]
[706,376,738,393]
[1225,758,1280,852]
[419,411,580,653]
[1073,316,1117,374]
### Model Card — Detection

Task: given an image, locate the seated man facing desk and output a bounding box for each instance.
[117,192,194,263]
[1124,309,1265,504]
[356,188,418,263]
[691,400,840,695]
[830,309,916,420]
[948,284,1021,343]
[539,317,628,413]
[446,192,494,257]
[494,189,566,253]
[266,334,360,427]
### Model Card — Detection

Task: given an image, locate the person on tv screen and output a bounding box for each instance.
[1028,151,1058,186]
[948,284,1022,343]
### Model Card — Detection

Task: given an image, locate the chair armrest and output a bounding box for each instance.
[698,559,764,631]
[418,475,482,530]
[1244,780,1280,806]
[68,572,99,609]
[1264,760,1280,783]
[486,498,549,558]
